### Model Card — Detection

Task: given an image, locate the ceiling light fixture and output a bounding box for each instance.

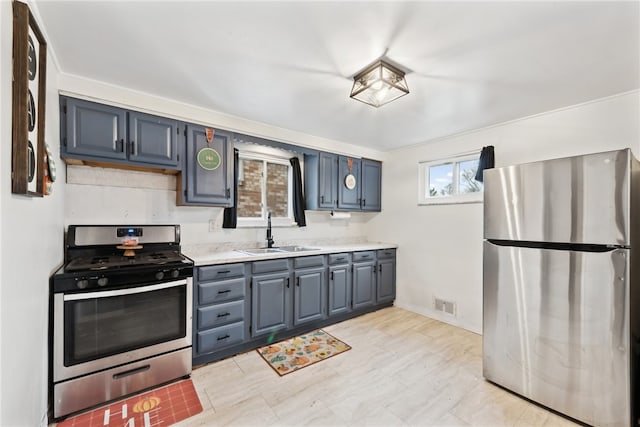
[350,60,409,108]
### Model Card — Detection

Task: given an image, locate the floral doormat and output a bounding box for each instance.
[56,379,202,427]
[256,329,351,376]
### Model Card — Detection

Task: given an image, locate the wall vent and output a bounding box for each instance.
[434,297,456,316]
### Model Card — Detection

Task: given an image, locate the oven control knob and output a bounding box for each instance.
[97,277,109,287]
[155,271,165,281]
[171,270,180,278]
[77,279,89,289]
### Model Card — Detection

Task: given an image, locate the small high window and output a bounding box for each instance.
[418,153,483,205]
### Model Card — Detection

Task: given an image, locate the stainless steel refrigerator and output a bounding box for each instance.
[483,149,639,427]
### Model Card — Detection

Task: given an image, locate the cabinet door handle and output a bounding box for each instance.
[217,289,231,294]
[296,277,300,287]
[118,139,125,152]
[226,188,231,198]
[363,199,366,207]
[379,264,382,273]
[130,141,135,155]
[286,277,290,288]
[217,334,230,341]
[330,271,334,281]
[217,270,230,275]
[336,257,345,261]
[321,195,324,203]
[217,312,230,318]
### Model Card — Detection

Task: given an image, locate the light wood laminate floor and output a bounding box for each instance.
[178,307,580,427]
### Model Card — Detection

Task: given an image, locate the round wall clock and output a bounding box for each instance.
[344,173,357,190]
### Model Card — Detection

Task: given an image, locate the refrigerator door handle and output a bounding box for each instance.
[611,249,628,353]
[486,239,627,252]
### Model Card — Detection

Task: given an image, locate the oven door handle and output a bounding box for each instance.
[63,279,188,301]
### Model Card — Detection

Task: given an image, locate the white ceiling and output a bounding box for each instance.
[34,1,639,152]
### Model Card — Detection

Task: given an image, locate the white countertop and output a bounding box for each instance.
[184,242,398,266]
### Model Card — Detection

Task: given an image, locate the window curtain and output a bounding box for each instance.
[289,157,306,227]
[475,145,495,182]
[222,148,239,228]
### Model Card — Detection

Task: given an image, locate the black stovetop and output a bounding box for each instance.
[52,224,194,293]
[63,250,189,272]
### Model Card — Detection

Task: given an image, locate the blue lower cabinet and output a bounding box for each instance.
[376,249,396,304]
[197,321,245,354]
[251,270,292,337]
[293,266,327,326]
[193,249,395,366]
[193,263,249,359]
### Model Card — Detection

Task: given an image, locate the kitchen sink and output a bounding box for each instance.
[276,246,318,252]
[236,246,319,255]
[236,248,285,255]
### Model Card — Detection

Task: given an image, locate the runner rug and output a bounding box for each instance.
[256,329,351,376]
[56,379,202,427]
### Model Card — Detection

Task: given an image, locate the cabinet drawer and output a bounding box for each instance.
[294,255,325,269]
[198,278,245,304]
[377,249,396,259]
[252,258,289,274]
[197,321,245,354]
[328,253,350,265]
[197,300,244,329]
[353,251,375,262]
[198,263,245,281]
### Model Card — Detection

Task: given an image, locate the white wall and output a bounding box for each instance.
[59,75,385,248]
[367,91,640,334]
[0,1,65,425]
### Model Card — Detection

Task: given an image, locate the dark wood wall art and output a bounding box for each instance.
[12,0,47,196]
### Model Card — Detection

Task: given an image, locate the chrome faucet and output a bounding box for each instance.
[266,211,275,248]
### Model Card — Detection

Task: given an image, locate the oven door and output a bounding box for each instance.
[53,278,192,383]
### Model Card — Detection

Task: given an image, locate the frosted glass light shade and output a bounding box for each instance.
[350,60,409,108]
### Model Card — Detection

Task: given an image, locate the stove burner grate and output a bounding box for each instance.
[90,256,110,265]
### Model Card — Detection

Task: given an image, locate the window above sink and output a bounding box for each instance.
[235,142,302,228]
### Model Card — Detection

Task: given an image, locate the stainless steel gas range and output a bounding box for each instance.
[50,224,194,419]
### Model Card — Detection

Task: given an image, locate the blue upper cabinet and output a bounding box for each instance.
[304,151,338,210]
[337,156,362,210]
[128,111,179,167]
[60,96,180,170]
[361,158,382,212]
[178,124,234,207]
[63,97,127,161]
[306,153,382,212]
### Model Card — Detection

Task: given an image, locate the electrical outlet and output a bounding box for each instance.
[209,219,216,232]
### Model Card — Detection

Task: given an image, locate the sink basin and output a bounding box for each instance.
[236,248,285,255]
[276,246,319,252]
[236,246,319,255]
